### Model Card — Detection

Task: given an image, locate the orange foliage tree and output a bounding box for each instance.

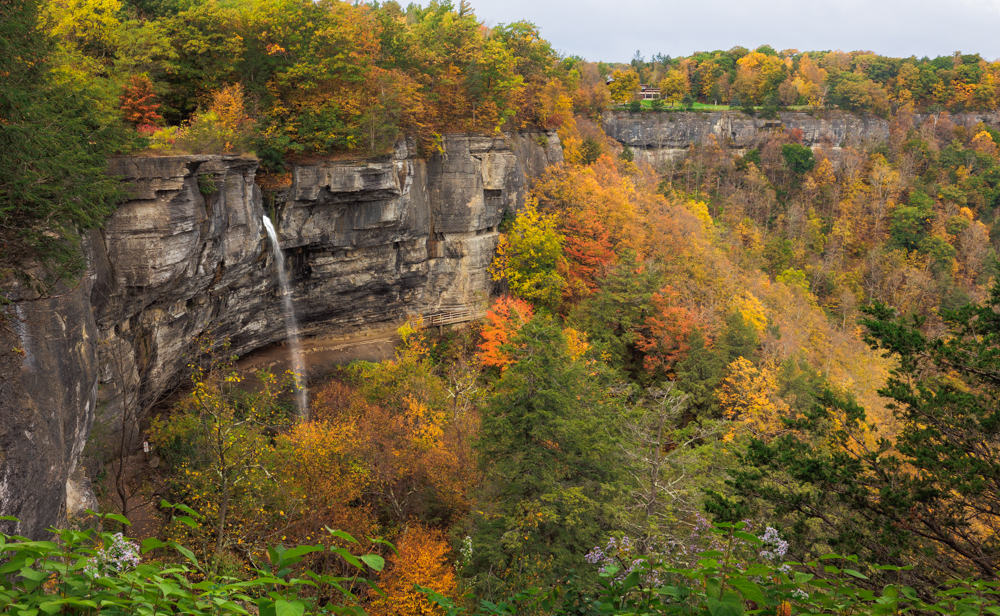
[635,286,698,379]
[305,323,479,526]
[368,525,457,616]
[531,155,645,303]
[477,295,534,370]
[274,417,376,545]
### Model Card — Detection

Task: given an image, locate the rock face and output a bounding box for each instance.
[603,109,1000,167]
[0,277,99,538]
[0,131,561,539]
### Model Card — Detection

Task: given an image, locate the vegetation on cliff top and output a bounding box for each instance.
[608,46,1000,117]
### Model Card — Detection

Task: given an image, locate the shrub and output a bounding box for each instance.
[0,511,387,615]
[174,84,255,154]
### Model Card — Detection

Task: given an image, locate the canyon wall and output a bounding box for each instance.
[603,109,1000,166]
[0,132,561,538]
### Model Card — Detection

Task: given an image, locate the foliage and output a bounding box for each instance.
[717,357,790,440]
[368,525,457,616]
[780,143,815,175]
[634,286,698,381]
[0,512,386,615]
[722,285,1000,583]
[468,316,628,602]
[174,84,254,154]
[619,47,1000,115]
[489,202,566,310]
[0,0,126,277]
[585,524,1000,616]
[119,74,163,130]
[147,341,298,567]
[477,296,535,370]
[607,69,639,105]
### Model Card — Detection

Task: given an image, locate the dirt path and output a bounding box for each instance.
[236,324,403,379]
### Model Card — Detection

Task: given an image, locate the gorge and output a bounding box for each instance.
[0,132,562,539]
[5,107,1000,540]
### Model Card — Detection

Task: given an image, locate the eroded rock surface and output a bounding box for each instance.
[603,109,1000,166]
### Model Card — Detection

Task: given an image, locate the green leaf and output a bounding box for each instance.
[101,513,132,527]
[274,545,324,568]
[324,528,359,544]
[140,538,168,554]
[367,536,398,555]
[329,547,363,569]
[274,600,305,616]
[167,541,199,567]
[706,596,743,616]
[733,531,761,545]
[360,554,385,572]
[843,568,869,580]
[728,576,766,604]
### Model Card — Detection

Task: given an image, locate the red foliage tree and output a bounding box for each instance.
[119,74,162,133]
[635,286,697,377]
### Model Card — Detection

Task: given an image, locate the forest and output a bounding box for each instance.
[4,0,1000,614]
[608,46,1000,114]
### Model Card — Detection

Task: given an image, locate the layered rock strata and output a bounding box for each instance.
[603,109,1000,166]
[1,131,561,538]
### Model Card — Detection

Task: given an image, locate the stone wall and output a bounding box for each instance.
[0,131,562,538]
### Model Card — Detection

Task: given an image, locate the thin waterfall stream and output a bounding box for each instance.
[262,215,309,418]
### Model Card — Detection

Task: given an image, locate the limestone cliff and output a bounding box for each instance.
[0,131,562,538]
[603,109,1000,166]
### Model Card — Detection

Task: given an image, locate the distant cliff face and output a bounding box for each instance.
[602,109,1000,166]
[0,131,562,539]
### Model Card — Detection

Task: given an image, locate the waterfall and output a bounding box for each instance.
[262,215,309,419]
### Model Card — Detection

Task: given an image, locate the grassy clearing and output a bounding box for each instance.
[615,101,815,112]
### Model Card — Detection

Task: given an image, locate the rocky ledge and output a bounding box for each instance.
[603,109,1000,166]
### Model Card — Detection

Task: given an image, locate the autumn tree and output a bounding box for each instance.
[274,415,376,544]
[321,322,478,526]
[477,295,535,370]
[175,83,254,153]
[723,288,1000,582]
[717,357,790,440]
[119,74,163,131]
[608,69,640,105]
[489,201,566,310]
[635,286,698,380]
[368,525,457,616]
[658,69,690,106]
[734,51,786,105]
[148,345,297,569]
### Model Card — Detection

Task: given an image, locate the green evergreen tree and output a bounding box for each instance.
[468,316,627,602]
[0,0,126,278]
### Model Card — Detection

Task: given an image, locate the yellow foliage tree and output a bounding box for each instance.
[658,69,689,106]
[489,201,567,309]
[734,52,786,105]
[176,84,255,154]
[718,357,789,440]
[608,69,639,105]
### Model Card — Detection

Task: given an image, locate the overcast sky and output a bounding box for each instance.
[466,0,1000,62]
